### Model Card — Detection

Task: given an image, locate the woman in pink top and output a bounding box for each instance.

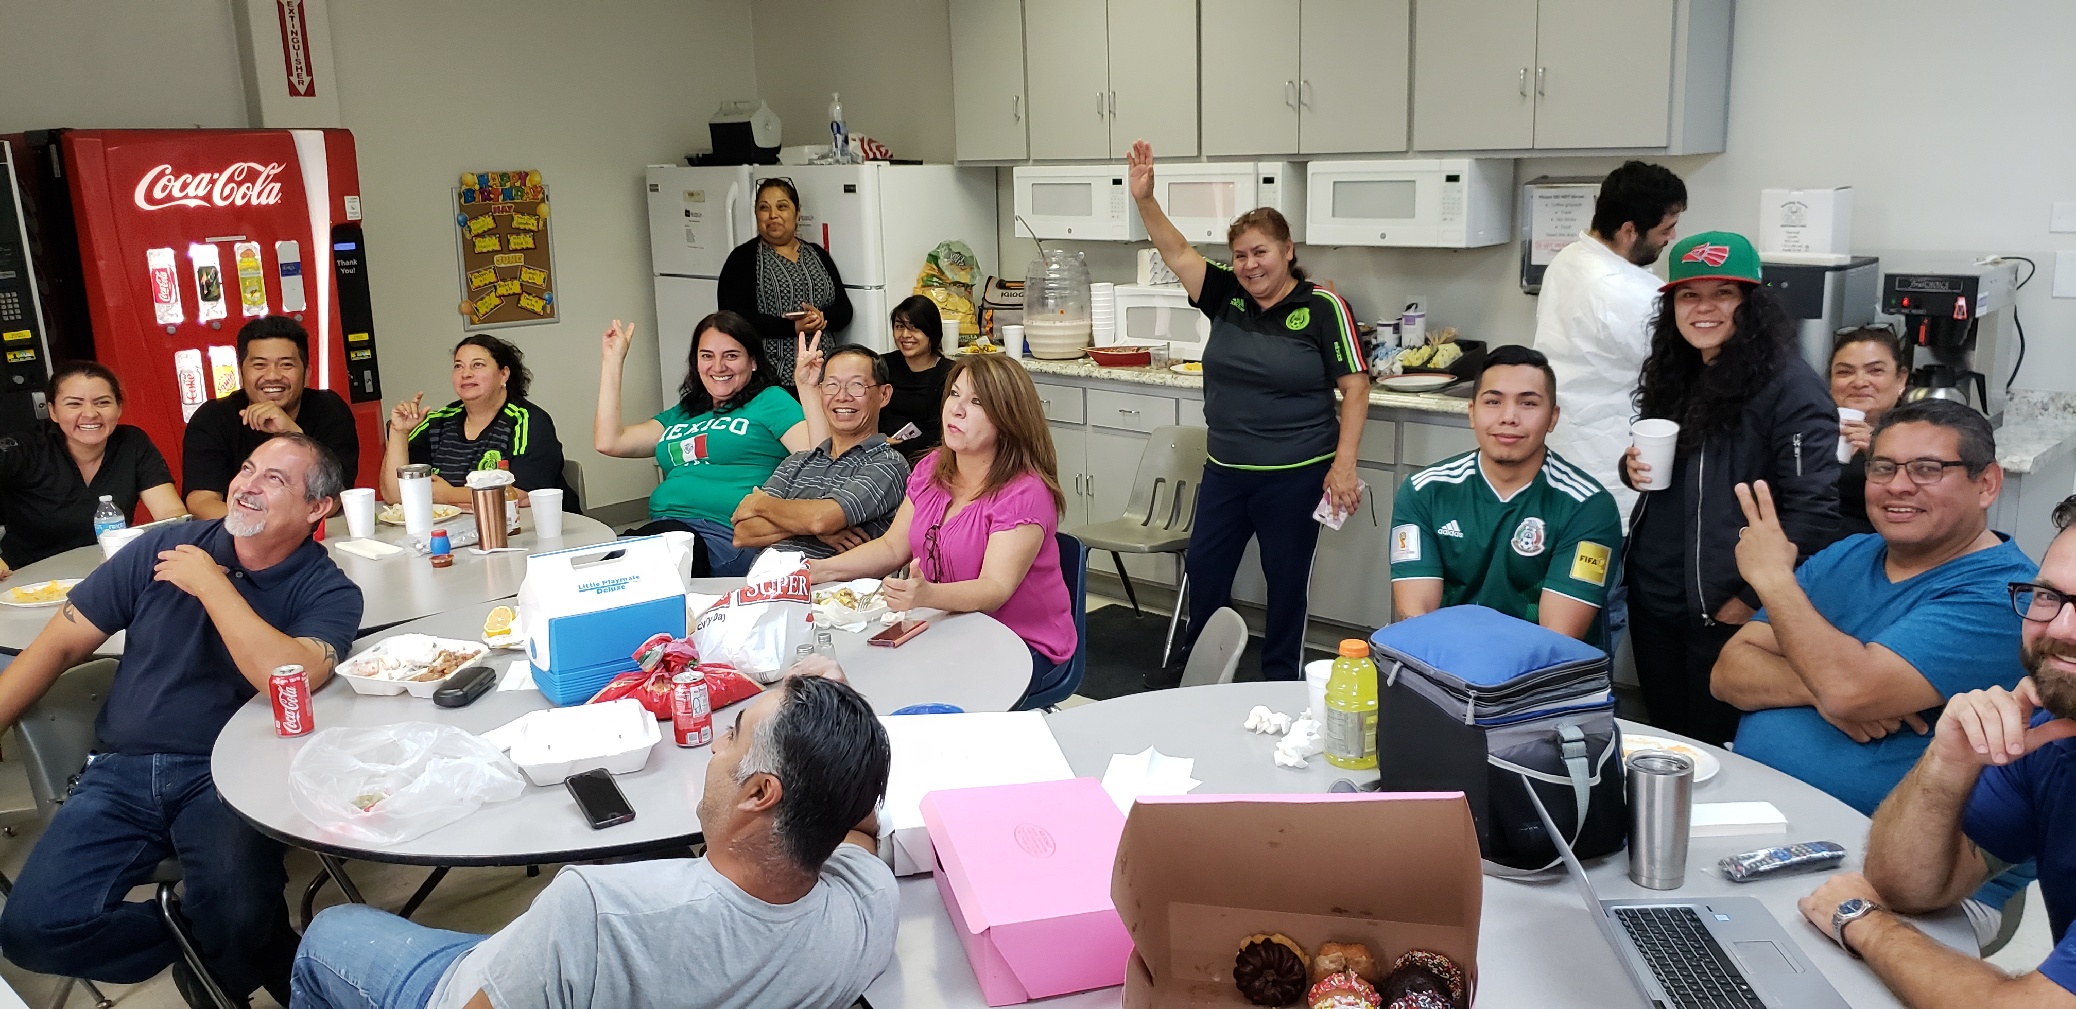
[809,354,1076,700]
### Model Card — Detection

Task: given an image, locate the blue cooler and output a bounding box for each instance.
[519,536,689,705]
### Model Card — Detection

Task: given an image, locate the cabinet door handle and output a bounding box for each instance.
[1518,68,1528,96]
[1300,80,1312,107]
[1013,94,1021,121]
[1097,92,1107,117]
[1536,66,1546,96]
[1088,474,1095,496]
[1117,408,1140,415]
[1108,91,1117,117]
[1284,80,1297,108]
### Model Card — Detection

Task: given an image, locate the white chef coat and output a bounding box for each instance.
[1533,232,1662,528]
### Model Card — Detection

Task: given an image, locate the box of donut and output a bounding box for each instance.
[1111,793,1480,1008]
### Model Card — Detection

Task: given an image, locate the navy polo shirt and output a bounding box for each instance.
[68,520,363,756]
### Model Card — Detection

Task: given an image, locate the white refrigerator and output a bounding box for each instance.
[647,163,998,405]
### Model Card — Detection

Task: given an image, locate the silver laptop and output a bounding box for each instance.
[1525,783,1849,1009]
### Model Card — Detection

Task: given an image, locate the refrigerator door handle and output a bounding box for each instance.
[725,182,740,248]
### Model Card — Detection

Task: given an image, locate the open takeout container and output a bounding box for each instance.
[1113,792,1481,1008]
[336,635,489,698]
[480,698,661,787]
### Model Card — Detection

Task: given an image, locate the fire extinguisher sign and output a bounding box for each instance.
[276,0,316,98]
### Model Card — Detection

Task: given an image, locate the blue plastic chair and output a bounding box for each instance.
[1017,532,1088,711]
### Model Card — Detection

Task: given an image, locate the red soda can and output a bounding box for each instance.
[270,663,314,737]
[671,670,712,748]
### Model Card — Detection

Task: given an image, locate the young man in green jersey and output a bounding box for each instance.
[1390,345,1623,643]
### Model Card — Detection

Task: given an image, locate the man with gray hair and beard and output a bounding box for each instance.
[287,663,897,1009]
[0,434,362,1008]
[1796,497,2076,1006]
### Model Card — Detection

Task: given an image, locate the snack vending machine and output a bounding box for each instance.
[0,128,384,486]
[0,141,53,437]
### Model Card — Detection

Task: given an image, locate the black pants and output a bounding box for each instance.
[1629,603,1745,745]
[1184,460,1327,682]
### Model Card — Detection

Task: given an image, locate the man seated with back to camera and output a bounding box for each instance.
[1712,399,2037,946]
[1792,499,2076,1007]
[1389,345,1624,644]
[730,343,911,558]
[0,434,362,1008]
[289,663,897,1009]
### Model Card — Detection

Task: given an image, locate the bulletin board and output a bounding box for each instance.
[452,170,558,330]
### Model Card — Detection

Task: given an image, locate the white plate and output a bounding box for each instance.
[1380,374,1457,392]
[377,503,463,526]
[0,579,82,608]
[482,606,523,650]
[813,579,889,628]
[1622,734,1721,783]
[1168,362,1203,375]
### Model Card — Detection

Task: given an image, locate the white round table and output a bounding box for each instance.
[861,682,1977,1009]
[210,594,1034,867]
[0,512,614,655]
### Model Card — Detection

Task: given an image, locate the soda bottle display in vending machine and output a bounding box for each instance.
[173,349,208,421]
[275,239,307,313]
[146,247,183,326]
[270,663,313,737]
[189,244,227,323]
[234,241,267,317]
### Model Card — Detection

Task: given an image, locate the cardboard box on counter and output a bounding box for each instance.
[921,777,1134,1006]
[1760,186,1854,256]
[881,712,1075,876]
[1114,792,1482,1008]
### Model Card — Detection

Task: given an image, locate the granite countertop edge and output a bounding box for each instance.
[1013,356,1469,416]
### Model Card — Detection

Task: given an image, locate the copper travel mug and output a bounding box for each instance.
[470,486,509,549]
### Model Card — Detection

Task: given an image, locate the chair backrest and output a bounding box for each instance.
[1179,606,1249,688]
[561,460,587,514]
[1017,532,1089,710]
[1120,426,1208,532]
[15,658,117,814]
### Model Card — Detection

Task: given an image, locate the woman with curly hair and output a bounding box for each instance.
[1619,231,1840,744]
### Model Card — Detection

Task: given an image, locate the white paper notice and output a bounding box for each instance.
[497,658,538,692]
[1529,185,1600,266]
[1101,746,1202,814]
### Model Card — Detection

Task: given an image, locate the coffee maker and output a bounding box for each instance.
[1880,261,2019,419]
[1761,256,1880,374]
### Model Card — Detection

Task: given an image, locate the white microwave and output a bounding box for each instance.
[1150,162,1306,245]
[1012,165,1144,242]
[1305,158,1514,248]
[1102,284,1212,360]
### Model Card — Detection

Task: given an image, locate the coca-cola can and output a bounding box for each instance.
[270,664,313,737]
[671,670,712,748]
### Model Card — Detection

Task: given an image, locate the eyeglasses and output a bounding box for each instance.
[1864,457,1971,485]
[818,379,878,397]
[1836,323,1899,338]
[922,521,946,583]
[2011,582,2076,623]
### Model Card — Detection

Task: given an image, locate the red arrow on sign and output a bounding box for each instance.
[276,0,315,98]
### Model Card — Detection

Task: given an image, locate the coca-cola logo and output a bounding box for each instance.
[150,266,176,303]
[134,162,287,211]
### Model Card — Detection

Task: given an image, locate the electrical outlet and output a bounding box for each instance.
[2054,202,2076,234]
[2056,251,2076,298]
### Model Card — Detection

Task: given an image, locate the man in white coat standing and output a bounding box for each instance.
[1533,161,1687,525]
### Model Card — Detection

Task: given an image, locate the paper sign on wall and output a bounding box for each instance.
[453,170,557,330]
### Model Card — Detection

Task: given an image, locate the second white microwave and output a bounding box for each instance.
[1305,159,1514,248]
[1012,165,1144,242]
[1150,162,1306,245]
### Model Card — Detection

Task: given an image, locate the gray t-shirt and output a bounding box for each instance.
[428,844,897,1009]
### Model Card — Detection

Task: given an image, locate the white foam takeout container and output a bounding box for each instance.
[479,698,661,787]
[336,634,490,697]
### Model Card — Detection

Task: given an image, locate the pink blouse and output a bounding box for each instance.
[905,452,1076,665]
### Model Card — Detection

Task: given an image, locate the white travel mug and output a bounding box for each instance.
[397,464,435,536]
[1630,419,1680,492]
[1002,324,1026,358]
[1837,407,1865,463]
[529,488,565,538]
[340,488,377,539]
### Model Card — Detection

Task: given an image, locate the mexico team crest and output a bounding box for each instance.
[1510,516,1547,557]
[1682,243,1732,267]
[1285,306,1311,330]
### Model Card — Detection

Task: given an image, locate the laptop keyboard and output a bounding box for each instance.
[1613,905,1767,1009]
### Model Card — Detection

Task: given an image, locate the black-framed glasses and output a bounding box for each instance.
[921,521,946,582]
[1836,322,1899,338]
[1865,457,1971,485]
[2012,582,2076,623]
[818,378,879,397]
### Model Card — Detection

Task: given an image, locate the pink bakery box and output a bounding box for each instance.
[920,777,1134,1005]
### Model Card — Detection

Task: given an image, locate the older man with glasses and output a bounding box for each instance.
[1711,397,2038,949]
[731,344,910,558]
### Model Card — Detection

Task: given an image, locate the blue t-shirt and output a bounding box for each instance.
[68,520,363,756]
[1734,533,2035,815]
[1966,731,2076,990]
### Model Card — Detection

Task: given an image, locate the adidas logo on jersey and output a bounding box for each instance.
[1438,520,1464,538]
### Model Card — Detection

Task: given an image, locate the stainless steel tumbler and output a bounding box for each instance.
[1628,750,1694,889]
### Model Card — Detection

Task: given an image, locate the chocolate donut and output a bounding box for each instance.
[1235,933,1310,1006]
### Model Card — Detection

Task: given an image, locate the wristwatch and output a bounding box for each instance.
[1831,897,1881,957]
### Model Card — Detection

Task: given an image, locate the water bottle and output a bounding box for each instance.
[92,495,126,539]
[828,92,849,164]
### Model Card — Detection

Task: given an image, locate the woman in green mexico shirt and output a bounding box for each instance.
[596,310,809,575]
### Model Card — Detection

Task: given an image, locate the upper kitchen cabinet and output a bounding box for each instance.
[1021,0,1198,160]
[1412,0,1732,154]
[1201,0,1409,157]
[951,0,1032,162]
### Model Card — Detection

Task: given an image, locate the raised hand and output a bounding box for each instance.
[601,319,636,363]
[1127,140,1155,202]
[794,330,826,390]
[1732,480,1799,594]
[387,392,427,436]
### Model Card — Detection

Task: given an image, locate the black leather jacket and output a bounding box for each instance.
[1624,359,1842,624]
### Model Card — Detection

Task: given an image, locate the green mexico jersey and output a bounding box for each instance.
[1389,448,1623,632]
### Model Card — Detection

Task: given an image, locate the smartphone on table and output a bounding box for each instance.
[869,619,929,648]
[564,768,636,829]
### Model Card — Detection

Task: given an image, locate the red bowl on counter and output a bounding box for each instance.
[1088,345,1158,367]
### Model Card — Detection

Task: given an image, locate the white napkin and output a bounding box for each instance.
[1100,746,1201,814]
[334,538,403,560]
[1692,801,1788,836]
[496,658,538,692]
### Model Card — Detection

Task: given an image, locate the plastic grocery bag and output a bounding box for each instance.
[289,722,527,845]
[691,549,813,683]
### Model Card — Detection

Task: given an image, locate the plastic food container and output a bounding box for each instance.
[485,699,662,786]
[1087,345,1157,368]
[336,635,489,697]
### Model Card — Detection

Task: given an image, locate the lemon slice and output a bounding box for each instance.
[484,605,516,637]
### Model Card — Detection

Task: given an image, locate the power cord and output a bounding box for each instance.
[1980,256,2038,396]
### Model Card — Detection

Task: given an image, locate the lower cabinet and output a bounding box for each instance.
[1055,422,1179,587]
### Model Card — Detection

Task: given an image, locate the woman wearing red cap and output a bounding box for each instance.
[1619,230,1841,744]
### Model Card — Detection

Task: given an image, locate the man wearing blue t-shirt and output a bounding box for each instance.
[1795,503,2076,1006]
[0,435,362,1007]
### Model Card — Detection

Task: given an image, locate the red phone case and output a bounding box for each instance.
[869,619,929,647]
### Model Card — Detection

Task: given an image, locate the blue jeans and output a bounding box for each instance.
[0,752,294,997]
[291,905,485,1009]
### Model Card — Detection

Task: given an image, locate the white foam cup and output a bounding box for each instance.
[1002,324,1025,357]
[941,318,963,350]
[1630,419,1681,492]
[340,488,377,538]
[1304,659,1333,723]
[530,489,565,538]
[1837,407,1865,463]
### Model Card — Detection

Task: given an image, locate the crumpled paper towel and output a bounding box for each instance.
[1273,712,1326,769]
[1100,746,1202,814]
[1243,705,1292,735]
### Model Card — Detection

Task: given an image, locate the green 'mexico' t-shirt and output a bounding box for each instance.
[649,386,804,523]
[1389,448,1623,641]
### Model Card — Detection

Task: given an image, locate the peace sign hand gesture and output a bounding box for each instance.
[601,319,636,364]
[794,330,826,390]
[1732,480,1800,598]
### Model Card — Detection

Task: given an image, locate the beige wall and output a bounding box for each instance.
[0,0,250,130]
[752,0,955,163]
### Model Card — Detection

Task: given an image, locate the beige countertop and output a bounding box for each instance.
[1015,355,1469,416]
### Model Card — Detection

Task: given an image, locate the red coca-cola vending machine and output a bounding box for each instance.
[2,128,383,487]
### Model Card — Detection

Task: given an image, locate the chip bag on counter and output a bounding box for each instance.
[914,240,979,339]
[691,550,814,683]
[587,632,762,717]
